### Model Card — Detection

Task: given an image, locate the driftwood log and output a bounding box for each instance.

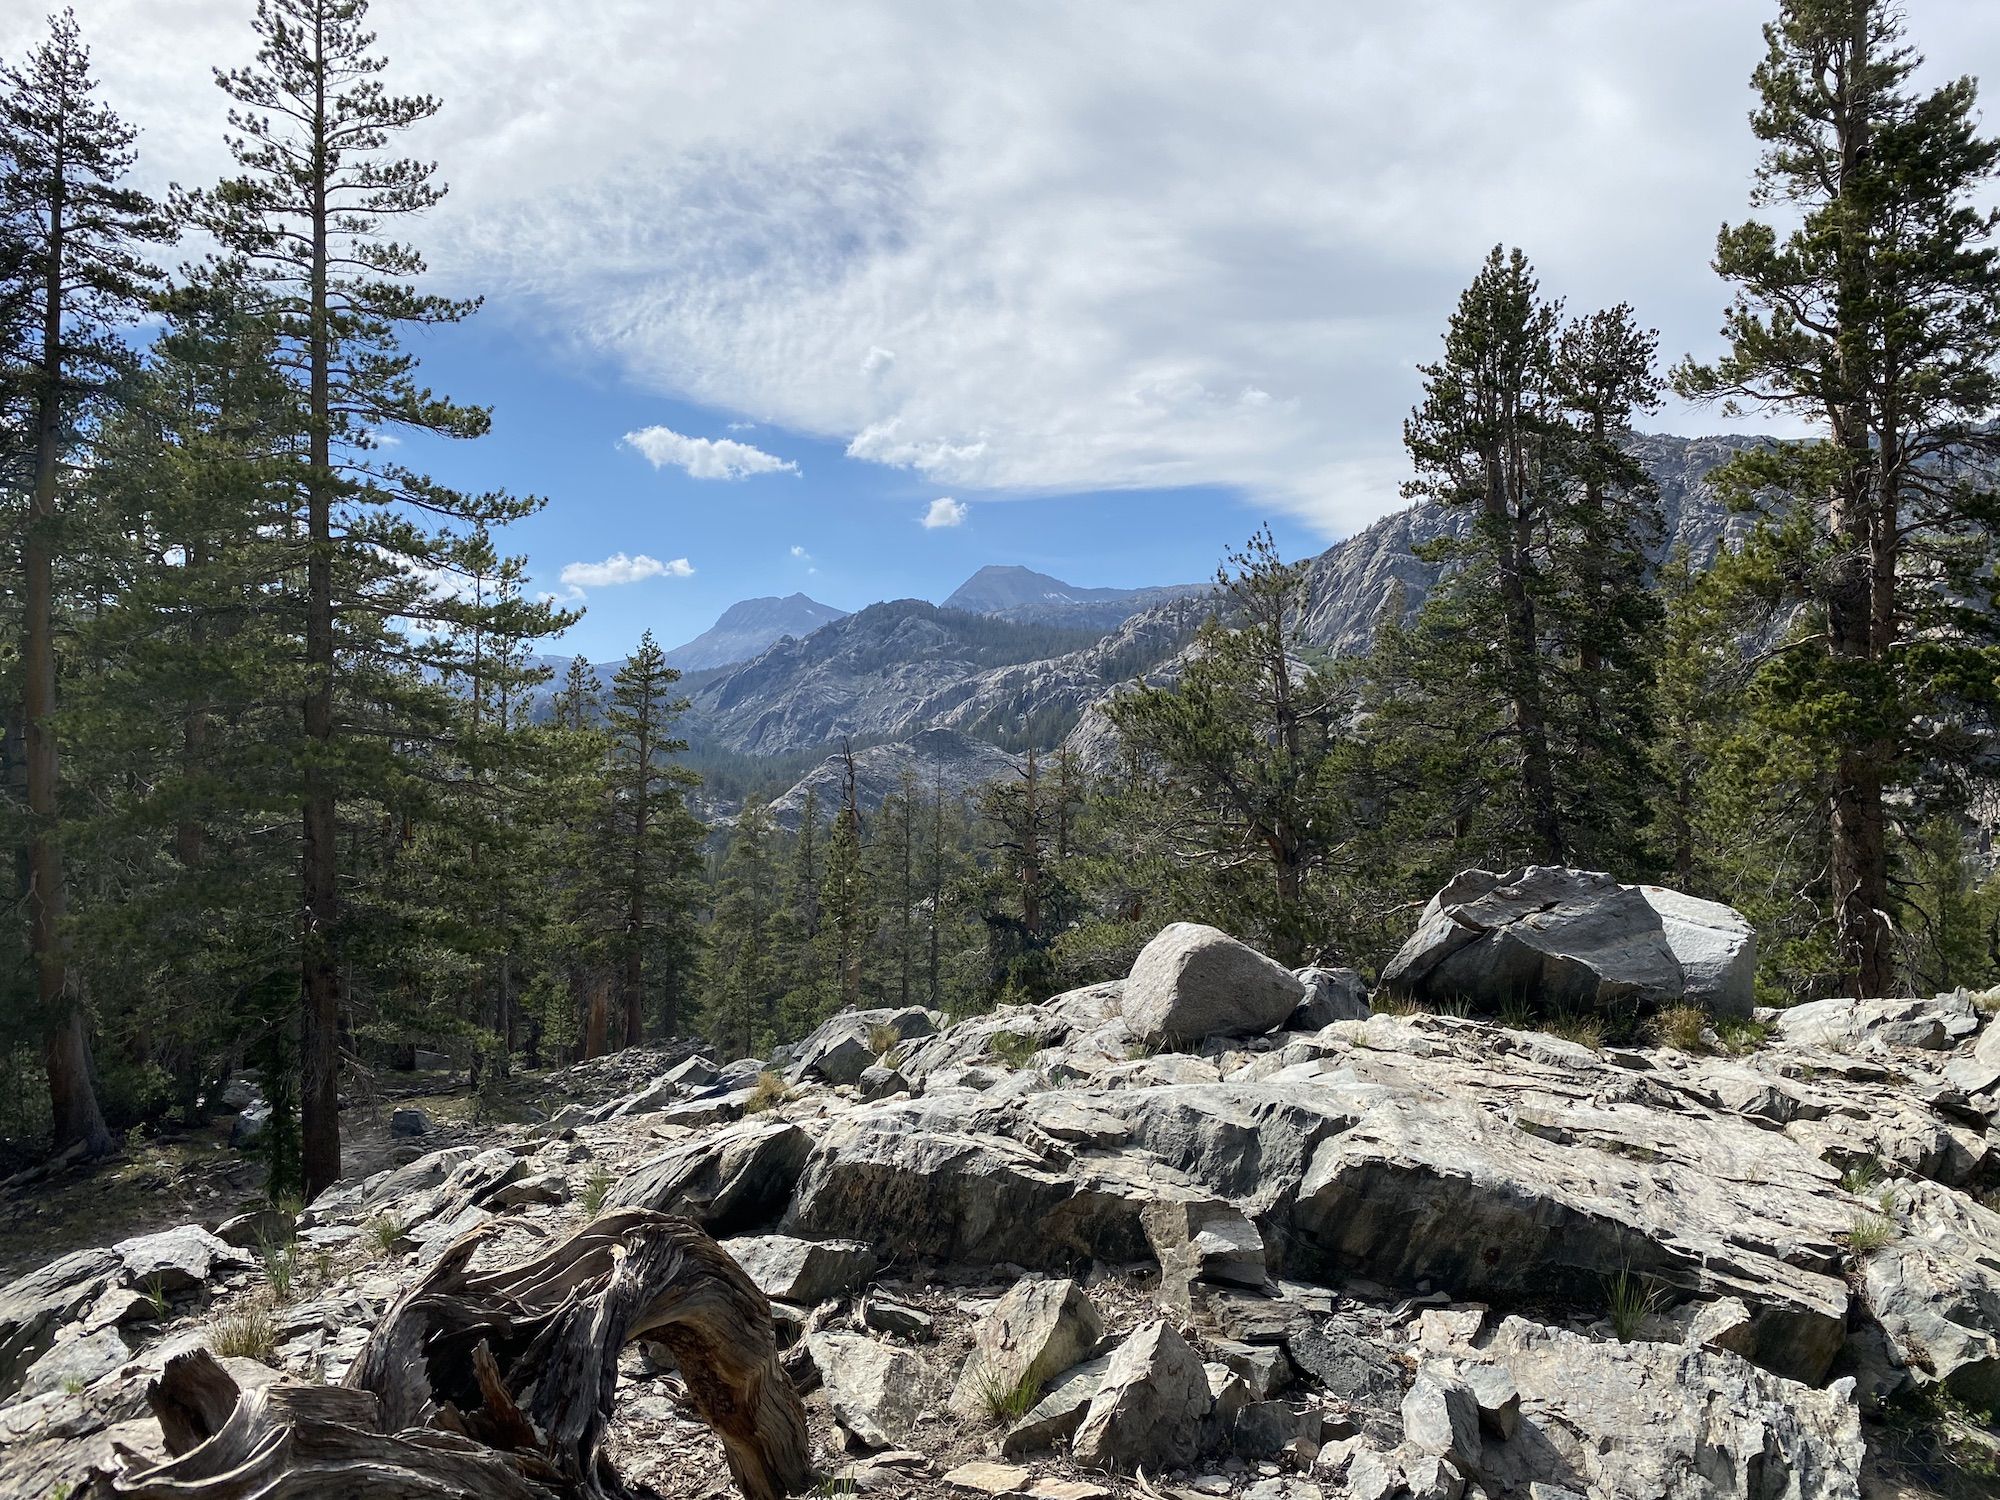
[90,1209,818,1500]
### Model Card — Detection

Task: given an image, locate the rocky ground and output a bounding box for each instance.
[6,898,2000,1498]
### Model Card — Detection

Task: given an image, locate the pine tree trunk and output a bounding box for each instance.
[300,39,343,1198]
[1823,6,1894,999]
[27,148,112,1160]
[1492,465,1564,864]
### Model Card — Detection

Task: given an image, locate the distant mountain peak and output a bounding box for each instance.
[941,565,1206,628]
[663,593,847,673]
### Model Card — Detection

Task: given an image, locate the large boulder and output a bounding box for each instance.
[611,1118,810,1234]
[0,1249,119,1399]
[791,1007,940,1087]
[948,1277,1103,1419]
[1859,1179,2000,1410]
[1289,1089,1851,1384]
[719,1235,877,1306]
[1069,1320,1211,1472]
[1142,1196,1267,1302]
[1467,1315,1863,1500]
[805,1331,930,1449]
[1290,966,1370,1029]
[1380,867,1751,1018]
[786,1099,1152,1267]
[1125,923,1307,1049]
[112,1227,254,1297]
[1639,886,1756,1017]
[999,1353,1112,1456]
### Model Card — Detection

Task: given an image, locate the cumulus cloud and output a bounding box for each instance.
[559,552,693,588]
[621,425,798,480]
[921,497,968,529]
[20,3,2000,533]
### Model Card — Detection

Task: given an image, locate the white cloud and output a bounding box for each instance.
[921,497,968,529]
[621,425,798,480]
[559,552,692,588]
[19,3,2000,533]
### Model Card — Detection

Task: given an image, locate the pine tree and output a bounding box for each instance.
[778,786,830,1038]
[708,798,781,1058]
[602,633,703,1047]
[1675,0,2000,996]
[181,0,549,1190]
[0,9,169,1156]
[818,746,870,1016]
[70,273,301,1131]
[868,771,921,1009]
[1368,248,1665,879]
[1106,529,1343,964]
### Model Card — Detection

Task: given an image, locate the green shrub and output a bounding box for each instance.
[580,1166,616,1217]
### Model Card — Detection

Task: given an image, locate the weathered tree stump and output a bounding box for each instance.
[91,1209,818,1500]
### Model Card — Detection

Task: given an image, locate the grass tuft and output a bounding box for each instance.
[745,1070,795,1115]
[867,1023,902,1057]
[1840,1158,1885,1197]
[1546,1011,1605,1051]
[1714,1017,1770,1054]
[1651,1004,1710,1053]
[580,1166,616,1217]
[261,1238,299,1302]
[208,1297,278,1362]
[1846,1211,1897,1255]
[139,1273,173,1320]
[975,1367,1043,1425]
[989,1031,1040,1069]
[365,1214,405,1257]
[1605,1267,1664,1342]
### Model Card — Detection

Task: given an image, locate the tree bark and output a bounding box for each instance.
[26,112,113,1159]
[93,1211,817,1500]
[300,13,343,1197]
[1822,3,1896,998]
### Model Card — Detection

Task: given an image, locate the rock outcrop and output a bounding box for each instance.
[10,915,2000,1500]
[1381,866,1755,1018]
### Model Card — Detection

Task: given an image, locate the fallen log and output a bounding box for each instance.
[90,1209,818,1500]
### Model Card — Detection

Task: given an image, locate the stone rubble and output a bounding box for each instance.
[4,877,1999,1498]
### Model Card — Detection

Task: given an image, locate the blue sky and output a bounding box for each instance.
[398,310,1325,663]
[14,1,2000,667]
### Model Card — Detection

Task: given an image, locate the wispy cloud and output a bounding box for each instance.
[559,552,693,588]
[32,2,1998,531]
[790,542,817,573]
[920,497,968,529]
[622,425,798,480]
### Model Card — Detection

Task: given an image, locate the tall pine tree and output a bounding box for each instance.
[1676,0,2000,995]
[0,9,168,1156]
[181,0,550,1191]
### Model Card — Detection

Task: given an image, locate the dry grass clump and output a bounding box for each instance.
[745,1070,796,1114]
[208,1296,278,1362]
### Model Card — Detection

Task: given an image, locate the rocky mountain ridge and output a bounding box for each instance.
[943,566,1208,631]
[665,593,850,673]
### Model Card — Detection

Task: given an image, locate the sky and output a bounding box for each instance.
[8,1,2000,661]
